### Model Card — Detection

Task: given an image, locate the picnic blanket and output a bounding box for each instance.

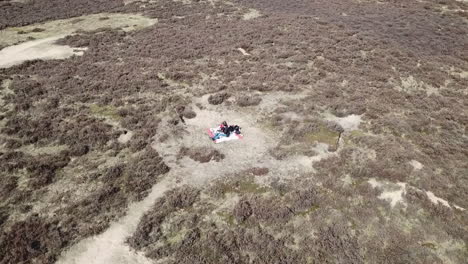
[207,125,243,143]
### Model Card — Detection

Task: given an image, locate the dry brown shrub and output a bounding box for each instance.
[236,95,262,107]
[233,199,252,223]
[208,92,230,105]
[178,147,225,163]
[0,215,68,264]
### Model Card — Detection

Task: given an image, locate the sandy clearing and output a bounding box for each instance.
[243,9,262,20]
[0,13,157,69]
[379,183,406,207]
[324,113,362,132]
[341,174,353,186]
[118,131,134,144]
[426,191,450,207]
[396,76,440,96]
[369,178,466,211]
[0,13,157,47]
[153,106,277,186]
[368,178,407,207]
[57,93,338,263]
[426,191,465,211]
[409,160,423,170]
[0,36,86,68]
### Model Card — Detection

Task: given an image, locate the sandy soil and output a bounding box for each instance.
[0,36,86,68]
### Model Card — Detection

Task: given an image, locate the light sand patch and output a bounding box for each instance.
[448,67,468,79]
[368,178,407,207]
[409,160,423,170]
[256,91,308,114]
[379,182,406,207]
[439,4,467,14]
[324,113,362,131]
[18,144,69,156]
[370,178,465,211]
[341,174,353,186]
[426,191,465,211]
[291,142,337,173]
[0,79,14,108]
[118,131,134,144]
[457,71,468,78]
[237,47,250,56]
[1,79,12,90]
[123,0,141,5]
[174,0,192,4]
[368,178,382,188]
[395,76,439,96]
[310,142,335,163]
[0,13,157,47]
[243,8,261,20]
[0,36,86,68]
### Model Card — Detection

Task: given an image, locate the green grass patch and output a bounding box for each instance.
[303,126,339,146]
[260,119,280,133]
[216,211,235,226]
[165,228,189,246]
[343,130,366,145]
[297,205,320,216]
[89,104,121,121]
[218,177,269,196]
[421,242,437,250]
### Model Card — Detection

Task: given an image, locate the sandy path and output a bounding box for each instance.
[0,36,86,68]
[56,178,174,264]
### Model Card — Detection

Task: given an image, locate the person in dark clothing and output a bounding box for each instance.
[220,121,229,135]
[219,121,241,137]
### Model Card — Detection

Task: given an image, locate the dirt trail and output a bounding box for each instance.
[0,36,86,68]
[56,178,175,264]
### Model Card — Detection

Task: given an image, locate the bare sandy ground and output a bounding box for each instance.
[0,13,157,47]
[368,178,466,210]
[0,13,157,68]
[0,36,86,68]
